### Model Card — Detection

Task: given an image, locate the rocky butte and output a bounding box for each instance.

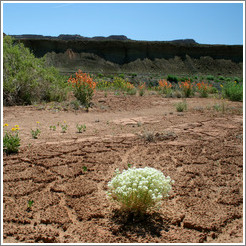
[11,34,243,76]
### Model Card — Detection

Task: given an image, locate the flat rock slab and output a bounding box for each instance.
[112,116,160,125]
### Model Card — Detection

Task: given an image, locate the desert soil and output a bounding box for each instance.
[3,92,244,243]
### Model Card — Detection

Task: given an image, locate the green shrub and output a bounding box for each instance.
[179,76,193,82]
[127,88,137,95]
[207,86,218,94]
[119,73,125,79]
[107,167,174,214]
[68,70,96,110]
[175,100,187,112]
[3,35,68,105]
[167,75,178,83]
[234,77,241,83]
[206,75,214,81]
[179,80,194,98]
[222,81,243,101]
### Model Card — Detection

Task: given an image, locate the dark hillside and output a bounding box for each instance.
[12,35,243,76]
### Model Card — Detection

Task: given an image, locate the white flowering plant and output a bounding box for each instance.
[107,167,174,214]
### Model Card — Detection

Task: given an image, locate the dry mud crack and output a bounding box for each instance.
[3,95,243,243]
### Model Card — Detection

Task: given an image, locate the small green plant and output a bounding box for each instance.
[213,103,221,112]
[107,167,174,214]
[27,199,34,211]
[49,125,56,131]
[61,122,68,133]
[3,124,21,154]
[175,100,187,112]
[127,163,132,168]
[28,199,34,208]
[31,122,41,139]
[141,131,155,142]
[171,90,182,98]
[31,128,41,139]
[82,166,88,172]
[70,100,80,110]
[76,124,86,133]
[213,101,227,113]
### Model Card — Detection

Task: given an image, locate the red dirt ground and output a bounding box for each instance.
[3,92,244,243]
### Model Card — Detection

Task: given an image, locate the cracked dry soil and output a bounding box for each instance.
[3,92,243,243]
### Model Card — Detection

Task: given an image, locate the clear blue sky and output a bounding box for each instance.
[2,1,244,45]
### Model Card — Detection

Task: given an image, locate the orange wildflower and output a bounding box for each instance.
[159,79,172,89]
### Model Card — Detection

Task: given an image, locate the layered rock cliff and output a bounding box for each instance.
[12,35,243,76]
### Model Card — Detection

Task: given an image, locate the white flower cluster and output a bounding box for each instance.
[107,167,174,213]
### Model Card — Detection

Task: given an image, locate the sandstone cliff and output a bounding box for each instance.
[12,35,243,76]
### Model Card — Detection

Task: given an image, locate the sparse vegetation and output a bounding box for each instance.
[61,122,68,133]
[76,124,86,133]
[49,125,57,131]
[31,128,41,139]
[140,131,155,142]
[31,122,41,139]
[175,100,187,112]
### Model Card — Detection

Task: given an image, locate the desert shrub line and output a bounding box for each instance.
[3,35,68,106]
[222,81,243,102]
